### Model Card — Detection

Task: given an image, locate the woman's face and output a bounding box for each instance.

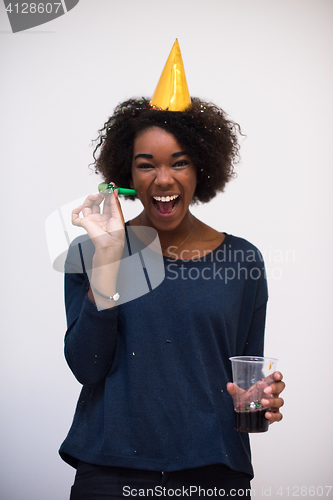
[131,127,197,231]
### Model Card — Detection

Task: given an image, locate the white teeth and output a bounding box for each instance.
[153,195,179,202]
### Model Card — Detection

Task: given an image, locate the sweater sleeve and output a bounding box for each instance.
[242,302,267,357]
[63,240,119,387]
[241,245,268,357]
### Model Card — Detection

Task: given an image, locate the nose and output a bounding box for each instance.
[154,166,174,188]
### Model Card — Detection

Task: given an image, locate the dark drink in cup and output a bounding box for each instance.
[234,405,270,433]
[229,356,277,433]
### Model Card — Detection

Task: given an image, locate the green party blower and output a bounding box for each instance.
[98,183,137,196]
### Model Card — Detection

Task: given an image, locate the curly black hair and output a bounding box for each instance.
[92,98,242,203]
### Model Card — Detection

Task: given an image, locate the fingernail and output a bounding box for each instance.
[264,387,271,394]
[262,399,270,406]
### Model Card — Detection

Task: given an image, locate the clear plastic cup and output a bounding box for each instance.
[229,356,278,433]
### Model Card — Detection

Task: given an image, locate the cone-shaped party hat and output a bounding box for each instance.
[150,39,191,111]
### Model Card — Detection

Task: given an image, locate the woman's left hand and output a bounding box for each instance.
[227,371,285,425]
[260,371,285,424]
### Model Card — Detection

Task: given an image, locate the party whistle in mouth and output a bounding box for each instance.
[98,183,137,196]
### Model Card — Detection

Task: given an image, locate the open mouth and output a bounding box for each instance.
[152,194,180,215]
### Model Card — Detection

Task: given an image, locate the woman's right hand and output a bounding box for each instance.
[72,189,125,253]
[72,189,126,308]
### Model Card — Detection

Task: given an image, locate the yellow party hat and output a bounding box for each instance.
[150,39,191,111]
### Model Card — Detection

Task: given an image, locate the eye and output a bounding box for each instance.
[173,160,189,168]
[137,163,154,169]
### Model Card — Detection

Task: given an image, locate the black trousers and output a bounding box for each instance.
[70,462,252,499]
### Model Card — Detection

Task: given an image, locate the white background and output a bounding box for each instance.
[1,0,332,498]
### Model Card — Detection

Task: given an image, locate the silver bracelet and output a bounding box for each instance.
[92,287,120,302]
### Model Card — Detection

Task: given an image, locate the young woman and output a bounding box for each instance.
[60,98,285,499]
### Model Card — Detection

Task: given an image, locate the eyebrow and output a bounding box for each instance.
[134,151,188,160]
[134,153,153,160]
[172,151,188,157]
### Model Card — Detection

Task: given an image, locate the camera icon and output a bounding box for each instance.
[45,196,165,306]
[3,0,80,33]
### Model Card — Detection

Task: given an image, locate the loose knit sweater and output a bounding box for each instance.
[59,229,268,478]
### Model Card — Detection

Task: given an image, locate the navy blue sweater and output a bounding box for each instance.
[59,231,268,477]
